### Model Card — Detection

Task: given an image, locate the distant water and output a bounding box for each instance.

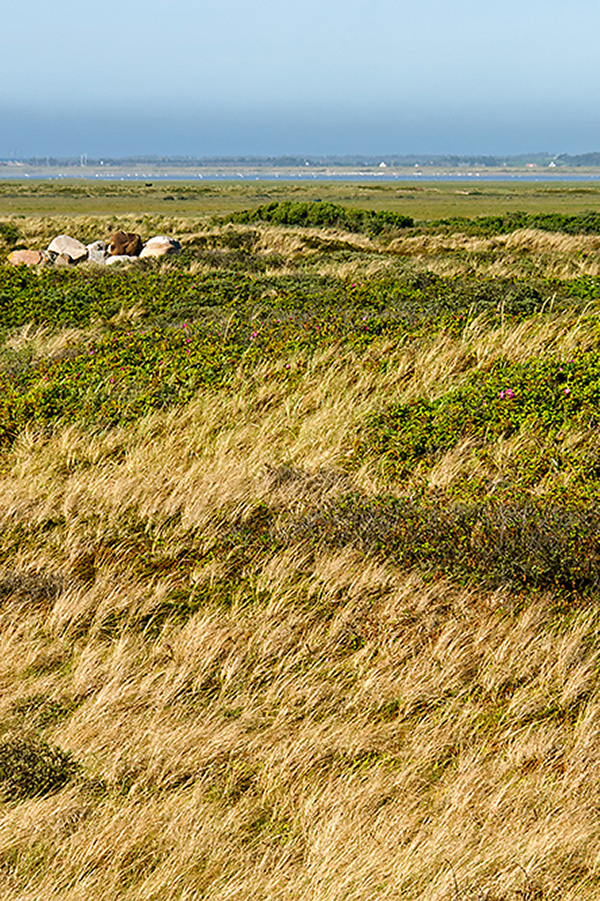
[3,171,600,183]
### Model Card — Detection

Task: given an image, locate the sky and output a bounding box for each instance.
[1,0,599,158]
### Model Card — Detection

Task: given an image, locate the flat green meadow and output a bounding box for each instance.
[4,177,600,217]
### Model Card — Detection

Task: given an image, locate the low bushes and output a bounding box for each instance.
[293,492,600,597]
[221,201,414,234]
[430,210,600,237]
[357,349,600,479]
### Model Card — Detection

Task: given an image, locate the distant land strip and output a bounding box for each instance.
[4,152,600,169]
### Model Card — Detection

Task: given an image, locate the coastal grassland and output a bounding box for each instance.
[2,199,600,898]
[3,178,600,218]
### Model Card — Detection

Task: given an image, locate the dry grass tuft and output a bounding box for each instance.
[386,229,600,279]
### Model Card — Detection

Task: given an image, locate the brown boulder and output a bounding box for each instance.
[7,249,45,266]
[108,231,143,257]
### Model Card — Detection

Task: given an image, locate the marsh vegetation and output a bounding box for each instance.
[1,184,600,898]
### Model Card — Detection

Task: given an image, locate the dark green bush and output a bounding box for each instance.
[0,570,63,610]
[221,201,413,235]
[0,733,80,800]
[0,222,21,247]
[285,492,600,596]
[430,210,600,237]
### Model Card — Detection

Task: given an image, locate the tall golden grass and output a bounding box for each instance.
[5,214,600,279]
[0,296,599,899]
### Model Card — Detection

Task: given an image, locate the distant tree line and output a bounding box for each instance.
[7,153,600,168]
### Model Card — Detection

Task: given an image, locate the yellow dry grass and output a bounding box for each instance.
[0,306,599,899]
[11,215,209,249]
[9,213,600,280]
[386,229,600,280]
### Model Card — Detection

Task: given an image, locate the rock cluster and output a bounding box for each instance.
[7,232,181,267]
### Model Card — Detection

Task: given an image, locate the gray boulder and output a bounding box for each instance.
[47,235,88,262]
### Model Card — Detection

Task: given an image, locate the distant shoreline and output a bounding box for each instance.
[3,165,600,183]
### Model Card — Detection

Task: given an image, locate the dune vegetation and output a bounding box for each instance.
[1,190,600,899]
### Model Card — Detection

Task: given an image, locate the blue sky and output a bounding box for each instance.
[1,0,599,157]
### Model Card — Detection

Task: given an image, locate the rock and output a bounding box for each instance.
[105,254,137,266]
[139,235,182,258]
[54,253,75,267]
[47,235,88,262]
[108,232,143,257]
[7,249,45,266]
[86,240,108,263]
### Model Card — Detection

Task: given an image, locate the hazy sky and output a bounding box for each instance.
[2,0,599,157]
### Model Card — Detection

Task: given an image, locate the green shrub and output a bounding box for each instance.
[0,570,63,610]
[0,222,21,247]
[0,733,80,800]
[358,350,600,478]
[429,210,600,237]
[284,492,600,596]
[221,201,414,235]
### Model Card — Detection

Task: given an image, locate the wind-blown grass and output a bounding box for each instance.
[1,208,600,899]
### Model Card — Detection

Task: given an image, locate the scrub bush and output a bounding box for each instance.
[222,201,414,234]
[0,733,79,801]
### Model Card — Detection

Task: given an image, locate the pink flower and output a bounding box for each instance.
[564,387,570,395]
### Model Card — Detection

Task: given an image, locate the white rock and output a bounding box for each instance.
[47,235,88,262]
[86,240,108,263]
[139,235,182,258]
[105,254,138,266]
[55,253,74,267]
